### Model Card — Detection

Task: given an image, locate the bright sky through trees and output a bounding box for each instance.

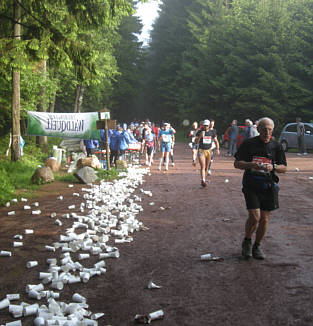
[135,0,161,45]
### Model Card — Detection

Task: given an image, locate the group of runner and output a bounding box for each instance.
[188,119,220,187]
[136,120,176,171]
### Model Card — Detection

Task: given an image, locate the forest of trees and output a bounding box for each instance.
[1,0,313,159]
[144,0,313,132]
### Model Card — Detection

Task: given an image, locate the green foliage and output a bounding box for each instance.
[141,0,313,133]
[96,167,126,181]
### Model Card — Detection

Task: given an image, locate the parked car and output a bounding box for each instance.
[279,122,313,151]
[223,125,246,148]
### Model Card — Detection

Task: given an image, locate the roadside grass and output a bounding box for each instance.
[0,134,129,206]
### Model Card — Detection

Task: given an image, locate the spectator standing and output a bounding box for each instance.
[296,117,307,155]
[243,119,252,140]
[249,120,259,138]
[84,139,99,157]
[228,120,239,156]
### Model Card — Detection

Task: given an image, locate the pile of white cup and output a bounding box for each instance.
[0,166,151,326]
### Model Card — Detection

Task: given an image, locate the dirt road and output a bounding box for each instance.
[1,143,313,326]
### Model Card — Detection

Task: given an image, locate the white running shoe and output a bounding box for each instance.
[303,152,308,156]
[208,170,211,175]
[172,162,175,167]
[158,166,161,171]
[165,166,168,171]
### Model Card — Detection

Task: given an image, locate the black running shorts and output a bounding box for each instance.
[242,187,278,211]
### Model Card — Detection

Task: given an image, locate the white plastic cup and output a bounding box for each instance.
[55,219,62,226]
[0,250,12,257]
[34,317,45,326]
[13,242,23,247]
[32,210,41,215]
[78,253,90,260]
[51,212,57,218]
[0,298,10,309]
[200,253,212,260]
[91,312,105,320]
[45,245,56,252]
[24,205,31,210]
[57,196,63,200]
[14,234,23,240]
[94,260,105,269]
[148,309,164,321]
[24,229,34,234]
[9,304,23,318]
[80,272,90,283]
[47,258,57,265]
[26,261,38,268]
[68,205,75,209]
[50,281,64,290]
[5,320,22,326]
[72,293,86,303]
[8,211,16,216]
[6,294,20,301]
[26,283,44,293]
[23,303,39,316]
[21,198,27,202]
[33,202,39,207]
[39,272,52,279]
[28,289,42,300]
[68,276,81,284]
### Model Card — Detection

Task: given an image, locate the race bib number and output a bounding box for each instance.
[162,134,170,142]
[202,136,212,144]
[251,156,271,173]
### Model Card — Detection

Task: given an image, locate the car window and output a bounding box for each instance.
[285,125,297,132]
[305,124,313,134]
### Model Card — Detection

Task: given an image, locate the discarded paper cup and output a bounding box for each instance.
[23,303,39,316]
[200,253,212,260]
[68,205,75,209]
[0,298,10,310]
[50,280,64,290]
[24,205,31,210]
[32,210,41,215]
[28,289,42,300]
[6,294,20,301]
[39,272,52,279]
[34,317,45,326]
[14,234,23,240]
[8,211,16,216]
[26,283,44,293]
[5,320,22,326]
[0,250,12,257]
[148,309,164,321]
[24,229,34,234]
[45,245,56,252]
[147,280,162,289]
[81,272,90,283]
[72,293,86,303]
[26,261,38,268]
[13,242,23,247]
[78,253,90,260]
[9,304,23,318]
[57,196,63,200]
[68,275,81,284]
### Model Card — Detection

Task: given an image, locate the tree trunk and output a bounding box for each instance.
[74,84,84,113]
[37,60,48,150]
[11,0,21,161]
[49,70,59,113]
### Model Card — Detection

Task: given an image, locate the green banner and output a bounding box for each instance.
[27,111,101,139]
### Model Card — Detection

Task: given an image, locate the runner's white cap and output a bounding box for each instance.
[203,119,210,126]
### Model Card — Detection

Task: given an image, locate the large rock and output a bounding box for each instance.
[45,157,60,172]
[31,167,54,184]
[74,167,98,184]
[76,156,101,170]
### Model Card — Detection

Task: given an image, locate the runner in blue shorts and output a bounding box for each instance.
[158,122,174,171]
